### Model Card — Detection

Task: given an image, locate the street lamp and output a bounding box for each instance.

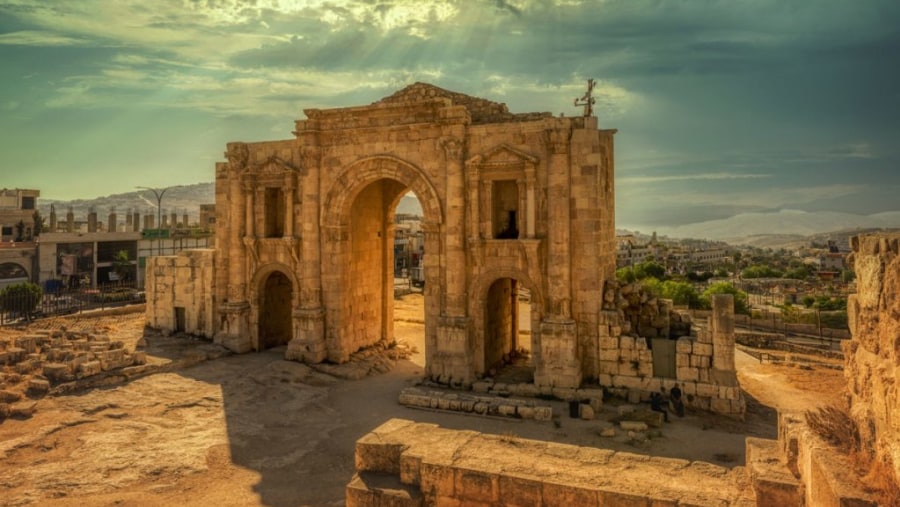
[136,186,174,256]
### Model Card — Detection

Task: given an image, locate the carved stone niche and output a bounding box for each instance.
[465,144,538,240]
[241,156,300,239]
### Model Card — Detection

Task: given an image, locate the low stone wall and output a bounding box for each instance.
[736,331,843,360]
[346,418,756,506]
[398,387,554,421]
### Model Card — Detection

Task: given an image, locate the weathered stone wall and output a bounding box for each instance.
[346,419,756,506]
[145,249,216,339]
[846,233,900,484]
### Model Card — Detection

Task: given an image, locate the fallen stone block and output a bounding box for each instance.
[580,404,595,420]
[27,378,51,395]
[600,427,616,437]
[43,362,72,382]
[0,389,22,403]
[78,360,103,378]
[11,401,37,418]
[619,421,648,431]
[533,406,553,421]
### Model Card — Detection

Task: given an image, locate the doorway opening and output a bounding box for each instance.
[259,271,292,349]
[483,278,535,383]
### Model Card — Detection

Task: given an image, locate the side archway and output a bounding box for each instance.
[468,269,544,378]
[249,263,299,351]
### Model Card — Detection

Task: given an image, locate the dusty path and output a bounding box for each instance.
[0,295,847,506]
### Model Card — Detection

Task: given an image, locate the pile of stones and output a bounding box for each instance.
[0,327,145,422]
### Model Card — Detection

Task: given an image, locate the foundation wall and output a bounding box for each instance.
[346,419,756,506]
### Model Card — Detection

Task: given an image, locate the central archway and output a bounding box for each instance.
[321,156,443,362]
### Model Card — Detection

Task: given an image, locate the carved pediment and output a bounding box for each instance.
[465,144,538,169]
[245,156,298,176]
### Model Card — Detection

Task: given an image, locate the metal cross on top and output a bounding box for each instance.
[574,78,596,117]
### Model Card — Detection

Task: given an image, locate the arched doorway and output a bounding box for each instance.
[258,271,292,349]
[483,277,537,383]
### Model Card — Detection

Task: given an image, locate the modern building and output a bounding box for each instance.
[0,188,40,242]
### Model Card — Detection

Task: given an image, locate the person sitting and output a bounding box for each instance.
[669,384,685,417]
[650,392,669,422]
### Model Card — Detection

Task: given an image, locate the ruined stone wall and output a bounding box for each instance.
[598,282,744,417]
[846,233,900,483]
[145,249,216,338]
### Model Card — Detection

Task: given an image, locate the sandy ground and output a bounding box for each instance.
[0,294,846,507]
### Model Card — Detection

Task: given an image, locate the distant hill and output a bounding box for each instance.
[656,209,900,242]
[40,183,425,223]
[41,183,215,222]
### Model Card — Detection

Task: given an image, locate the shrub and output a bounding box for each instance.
[0,282,43,321]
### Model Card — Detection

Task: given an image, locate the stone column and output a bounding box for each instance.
[243,179,255,238]
[525,164,536,238]
[49,205,57,232]
[170,212,178,228]
[125,210,132,230]
[464,162,480,241]
[516,179,526,239]
[133,212,141,232]
[108,210,117,233]
[711,294,735,372]
[66,207,74,232]
[283,173,295,237]
[480,180,492,239]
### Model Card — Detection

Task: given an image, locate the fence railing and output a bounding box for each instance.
[0,281,145,326]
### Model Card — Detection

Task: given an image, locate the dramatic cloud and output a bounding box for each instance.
[0,0,898,235]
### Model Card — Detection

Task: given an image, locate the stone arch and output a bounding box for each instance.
[320,155,444,362]
[0,262,28,280]
[248,263,299,351]
[322,155,443,228]
[468,269,544,378]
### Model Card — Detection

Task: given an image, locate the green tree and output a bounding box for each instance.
[802,295,816,308]
[32,210,44,237]
[14,220,25,242]
[741,264,783,279]
[783,266,811,280]
[701,282,750,314]
[112,250,135,283]
[0,282,43,322]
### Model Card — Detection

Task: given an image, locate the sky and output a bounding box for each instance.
[1,0,898,234]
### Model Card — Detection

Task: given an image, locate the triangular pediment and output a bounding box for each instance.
[466,144,539,167]
[245,156,297,175]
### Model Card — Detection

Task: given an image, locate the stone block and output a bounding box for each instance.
[693,342,713,356]
[498,474,542,507]
[0,390,21,403]
[533,406,553,421]
[676,353,691,367]
[455,469,497,503]
[676,338,693,354]
[27,378,50,395]
[677,367,699,382]
[599,336,618,349]
[579,404,594,420]
[620,420,648,431]
[542,480,598,507]
[78,360,103,378]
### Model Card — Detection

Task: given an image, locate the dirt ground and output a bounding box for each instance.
[0,294,846,507]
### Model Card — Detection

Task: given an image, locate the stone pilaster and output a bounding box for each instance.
[286,307,326,363]
[441,137,467,316]
[546,127,572,319]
